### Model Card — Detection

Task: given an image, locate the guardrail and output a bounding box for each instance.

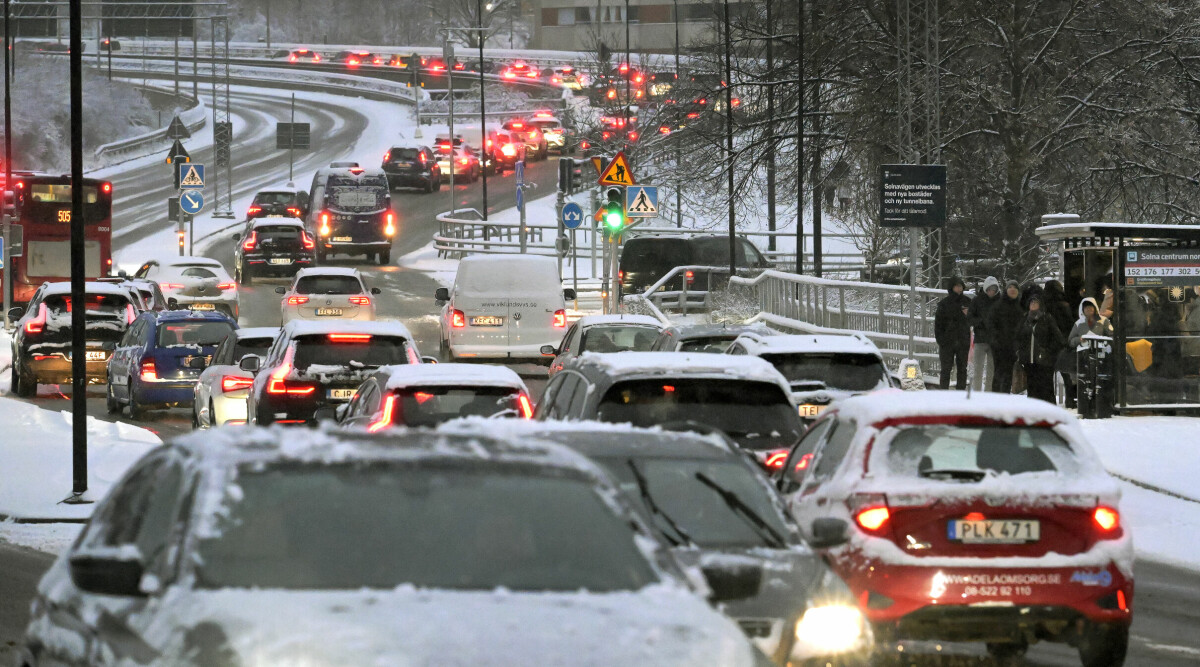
[93,84,207,163]
[621,264,735,324]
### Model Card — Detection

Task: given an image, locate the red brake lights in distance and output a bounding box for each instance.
[217,283,236,291]
[517,394,534,419]
[139,359,158,382]
[102,182,112,194]
[287,207,302,217]
[553,310,566,327]
[221,376,254,392]
[247,206,261,216]
[855,506,890,532]
[328,333,372,343]
[348,296,371,306]
[764,450,788,470]
[451,309,466,328]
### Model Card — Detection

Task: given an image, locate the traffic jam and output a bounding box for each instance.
[1,55,1141,667]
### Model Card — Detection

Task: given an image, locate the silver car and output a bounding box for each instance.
[192,327,279,428]
[133,256,239,318]
[277,267,380,324]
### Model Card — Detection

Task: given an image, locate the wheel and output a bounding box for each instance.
[127,380,145,420]
[433,177,442,192]
[378,250,390,265]
[240,263,254,286]
[424,179,434,194]
[209,400,218,428]
[15,361,36,398]
[106,381,121,414]
[9,358,20,395]
[1079,623,1128,667]
[192,402,201,428]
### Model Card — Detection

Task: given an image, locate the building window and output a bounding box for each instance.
[557,7,575,25]
[575,7,593,23]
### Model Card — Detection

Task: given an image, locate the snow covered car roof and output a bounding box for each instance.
[234,326,280,340]
[441,418,741,458]
[248,216,304,228]
[294,266,362,278]
[661,322,775,339]
[571,351,792,387]
[160,256,224,268]
[38,281,138,298]
[282,318,414,340]
[733,332,882,358]
[574,314,663,329]
[379,363,528,391]
[833,390,1073,428]
[151,310,237,324]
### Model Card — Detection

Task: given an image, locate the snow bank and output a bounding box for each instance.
[0,329,11,395]
[0,397,161,520]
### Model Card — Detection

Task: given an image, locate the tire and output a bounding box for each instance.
[378,250,390,265]
[240,263,254,286]
[424,179,434,194]
[15,361,36,398]
[9,358,20,395]
[1079,623,1129,667]
[127,380,145,420]
[434,177,442,192]
[106,381,121,414]
[192,402,201,429]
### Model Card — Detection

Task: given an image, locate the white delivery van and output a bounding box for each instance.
[436,255,575,362]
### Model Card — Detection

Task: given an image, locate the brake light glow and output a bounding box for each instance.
[24,303,47,334]
[289,54,297,62]
[286,296,309,305]
[385,212,396,236]
[160,283,183,290]
[451,309,466,328]
[368,395,397,432]
[102,182,112,194]
[685,270,694,285]
[1094,506,1120,532]
[517,394,534,419]
[418,151,427,164]
[856,506,891,531]
[765,450,788,470]
[319,212,331,236]
[963,512,986,522]
[553,309,566,327]
[793,452,814,472]
[607,89,617,99]
[503,71,516,79]
[301,231,315,250]
[501,144,516,157]
[1117,590,1128,611]
[628,131,639,141]
[659,125,671,135]
[347,58,360,66]
[383,150,391,162]
[221,376,254,392]
[328,333,372,342]
[217,283,236,291]
[460,157,469,165]
[247,205,262,216]
[348,296,371,305]
[349,167,364,175]
[241,230,257,251]
[139,359,158,382]
[125,303,137,324]
[287,207,302,217]
[267,358,316,395]
[511,122,524,129]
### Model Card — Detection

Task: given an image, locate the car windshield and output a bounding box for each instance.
[596,379,802,451]
[295,275,362,295]
[761,352,889,392]
[233,337,274,361]
[884,425,1081,480]
[389,147,421,161]
[43,294,129,318]
[193,463,659,592]
[253,192,295,205]
[292,335,409,370]
[599,458,790,549]
[580,325,660,353]
[254,225,301,242]
[157,321,235,347]
[678,336,736,353]
[180,267,219,280]
[394,386,524,426]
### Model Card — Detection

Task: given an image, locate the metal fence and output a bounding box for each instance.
[94,83,207,163]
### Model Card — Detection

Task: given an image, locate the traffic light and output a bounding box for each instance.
[602,186,625,235]
[558,157,586,194]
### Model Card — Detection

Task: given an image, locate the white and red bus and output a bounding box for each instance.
[1,172,114,304]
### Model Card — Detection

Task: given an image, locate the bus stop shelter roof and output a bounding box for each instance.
[1036,221,1200,244]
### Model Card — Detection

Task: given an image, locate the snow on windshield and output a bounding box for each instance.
[884,425,1082,480]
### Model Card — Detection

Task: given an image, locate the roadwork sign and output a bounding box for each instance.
[625,185,658,217]
[178,163,205,189]
[598,151,635,186]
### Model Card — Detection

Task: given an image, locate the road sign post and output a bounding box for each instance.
[880,164,948,358]
[516,160,528,253]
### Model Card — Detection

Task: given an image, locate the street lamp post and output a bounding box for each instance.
[479,0,490,220]
[723,0,736,278]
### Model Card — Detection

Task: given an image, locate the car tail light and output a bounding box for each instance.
[383,150,391,162]
[139,359,158,382]
[459,157,469,165]
[349,296,371,306]
[267,358,316,395]
[368,394,397,432]
[286,296,309,305]
[312,54,321,62]
[319,212,331,236]
[347,58,360,66]
[551,77,560,84]
[1093,506,1120,533]
[247,205,261,216]
[856,506,890,532]
[659,125,671,135]
[607,89,617,99]
[602,131,612,141]
[289,54,298,62]
[349,167,364,175]
[125,303,137,324]
[241,230,257,251]
[732,97,741,108]
[528,131,538,139]
[685,270,695,285]
[628,131,639,141]
[102,182,112,194]
[764,449,788,470]
[24,303,47,334]
[221,376,254,392]
[287,207,302,217]
[328,333,371,342]
[160,283,183,290]
[503,71,516,79]
[581,140,590,149]
[217,282,236,291]
[618,270,625,283]
[385,212,396,236]
[687,111,700,119]
[553,310,566,328]
[451,309,466,328]
[517,393,534,419]
[792,452,814,473]
[501,144,516,157]
[301,231,315,250]
[418,151,427,164]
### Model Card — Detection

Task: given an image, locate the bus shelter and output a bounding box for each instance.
[1037,214,1200,416]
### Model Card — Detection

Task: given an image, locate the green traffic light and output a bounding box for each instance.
[604,203,624,230]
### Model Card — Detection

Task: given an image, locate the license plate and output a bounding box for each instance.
[266,214,286,217]
[84,350,107,361]
[189,303,216,311]
[798,404,825,418]
[949,519,1041,544]
[328,388,356,400]
[315,308,343,316]
[269,258,292,265]
[471,315,504,326]
[332,236,353,242]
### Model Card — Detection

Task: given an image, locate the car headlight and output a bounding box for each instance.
[792,604,869,658]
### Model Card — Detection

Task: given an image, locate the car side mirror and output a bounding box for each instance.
[7,306,24,320]
[371,287,382,295]
[239,355,261,374]
[807,518,850,549]
[701,560,762,603]
[434,287,450,301]
[540,344,557,356]
[232,232,241,241]
[274,287,287,295]
[166,298,179,311]
[421,355,439,364]
[563,288,577,300]
[69,550,147,597]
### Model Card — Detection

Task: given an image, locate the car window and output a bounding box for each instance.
[292,335,411,369]
[181,267,219,279]
[157,321,236,347]
[394,386,524,426]
[254,225,302,242]
[349,383,380,419]
[884,425,1078,479]
[252,192,295,205]
[295,275,363,295]
[43,293,130,319]
[579,325,660,353]
[679,336,736,353]
[212,335,233,365]
[552,373,581,419]
[232,336,274,363]
[741,239,766,267]
[82,453,174,552]
[390,147,421,161]
[566,375,591,416]
[761,352,890,392]
[559,324,578,354]
[535,373,565,419]
[780,419,834,491]
[810,421,857,480]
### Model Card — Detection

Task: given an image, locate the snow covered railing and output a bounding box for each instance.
[621,265,735,325]
[727,270,945,375]
[434,209,556,258]
[93,85,207,163]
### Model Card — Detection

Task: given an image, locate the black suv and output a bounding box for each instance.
[246,186,310,221]
[618,235,771,299]
[382,144,442,192]
[233,217,317,284]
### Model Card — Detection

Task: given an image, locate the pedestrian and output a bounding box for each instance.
[1043,280,1076,406]
[988,280,1025,393]
[1068,297,1113,349]
[935,276,972,390]
[967,276,1000,391]
[1017,294,1066,403]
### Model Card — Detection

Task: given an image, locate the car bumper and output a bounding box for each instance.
[210,390,249,425]
[170,296,238,316]
[384,171,435,188]
[135,381,197,407]
[448,341,559,360]
[23,355,109,384]
[544,135,566,148]
[244,255,314,272]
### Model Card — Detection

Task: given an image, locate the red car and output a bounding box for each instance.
[774,392,1133,666]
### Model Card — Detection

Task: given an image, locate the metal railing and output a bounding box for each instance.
[621,264,734,324]
[93,83,207,163]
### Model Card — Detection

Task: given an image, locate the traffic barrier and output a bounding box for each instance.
[93,84,207,163]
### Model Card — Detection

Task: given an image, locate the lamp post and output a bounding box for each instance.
[723,0,735,277]
[479,0,491,220]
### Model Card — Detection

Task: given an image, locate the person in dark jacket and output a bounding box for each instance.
[988,280,1025,393]
[1017,294,1066,403]
[1042,280,1076,406]
[935,276,972,389]
[967,276,1000,391]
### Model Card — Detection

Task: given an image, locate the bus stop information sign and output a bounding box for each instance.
[1124,248,1200,286]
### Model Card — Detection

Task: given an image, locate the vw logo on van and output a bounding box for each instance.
[513,312,522,321]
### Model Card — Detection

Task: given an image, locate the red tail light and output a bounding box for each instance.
[418,151,427,164]
[731,97,741,108]
[618,270,625,283]
[517,394,534,419]
[247,206,261,216]
[368,395,397,432]
[287,207,302,217]
[24,303,47,334]
[628,131,639,141]
[659,125,671,135]
[102,182,112,194]
[348,296,371,306]
[792,452,814,473]
[685,270,694,285]
[221,376,254,392]
[289,55,298,62]
[347,58,360,66]
[553,310,566,328]
[349,167,364,175]
[855,506,891,532]
[125,303,137,324]
[160,283,183,290]
[319,212,331,236]
[139,359,158,382]
[328,333,371,342]
[764,449,788,470]
[451,309,466,328]
[242,230,257,251]
[501,144,516,157]
[1094,506,1120,533]
[286,296,309,305]
[217,282,236,291]
[312,54,321,62]
[385,211,396,236]
[607,89,617,99]
[383,150,391,162]
[267,360,316,395]
[300,231,315,250]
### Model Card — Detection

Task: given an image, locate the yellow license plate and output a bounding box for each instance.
[189,303,216,310]
[470,315,504,326]
[798,404,826,418]
[332,236,353,242]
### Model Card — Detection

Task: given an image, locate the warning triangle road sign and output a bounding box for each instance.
[598,151,636,186]
[590,156,604,176]
[166,115,191,140]
[165,139,190,165]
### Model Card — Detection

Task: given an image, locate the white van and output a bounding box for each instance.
[436,255,575,362]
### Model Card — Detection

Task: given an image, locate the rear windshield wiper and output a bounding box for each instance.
[693,472,787,549]
[918,468,988,482]
[627,459,694,548]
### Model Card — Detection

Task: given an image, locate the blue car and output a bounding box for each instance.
[106,310,239,419]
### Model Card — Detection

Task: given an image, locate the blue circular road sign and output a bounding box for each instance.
[561,202,584,229]
[180,190,205,215]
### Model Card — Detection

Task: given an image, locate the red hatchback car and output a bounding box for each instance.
[773,392,1133,667]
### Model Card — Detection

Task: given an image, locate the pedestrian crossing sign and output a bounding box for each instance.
[178,163,205,189]
[598,151,635,186]
[625,185,658,217]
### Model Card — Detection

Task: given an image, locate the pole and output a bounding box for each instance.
[289,93,295,181]
[795,0,805,275]
[68,0,89,502]
[555,189,565,279]
[188,212,194,254]
[723,0,735,278]
[173,31,179,94]
[107,28,113,81]
[2,0,10,327]
[623,0,631,135]
[447,43,456,214]
[810,0,821,278]
[265,0,271,50]
[907,227,918,357]
[673,0,682,229]
[764,0,776,251]
[477,0,489,221]
[571,228,578,308]
[192,29,198,99]
[610,236,620,312]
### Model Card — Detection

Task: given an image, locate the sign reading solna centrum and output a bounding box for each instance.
[880,164,947,228]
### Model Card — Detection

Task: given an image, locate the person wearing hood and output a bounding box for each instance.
[1066,297,1113,406]
[1017,294,1066,403]
[934,276,972,389]
[987,280,1025,393]
[967,276,1000,391]
[1044,280,1077,406]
